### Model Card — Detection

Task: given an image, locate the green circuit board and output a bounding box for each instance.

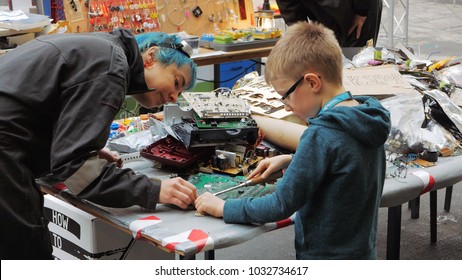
[193,113,254,129]
[188,172,278,200]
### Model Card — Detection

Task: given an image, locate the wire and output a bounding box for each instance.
[250,59,265,65]
[156,0,167,10]
[119,100,140,118]
[167,1,187,27]
[197,62,258,83]
[427,51,442,60]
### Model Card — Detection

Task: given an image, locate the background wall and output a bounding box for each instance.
[8,0,34,11]
[69,0,256,36]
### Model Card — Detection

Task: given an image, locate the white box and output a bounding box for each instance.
[44,194,174,260]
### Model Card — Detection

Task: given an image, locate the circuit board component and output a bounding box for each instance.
[189,172,279,200]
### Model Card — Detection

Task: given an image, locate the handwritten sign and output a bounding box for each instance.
[343,65,416,98]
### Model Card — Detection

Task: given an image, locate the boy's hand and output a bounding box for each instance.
[247,154,292,180]
[195,192,225,218]
[160,178,197,209]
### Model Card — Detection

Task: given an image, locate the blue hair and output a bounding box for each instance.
[135,32,197,90]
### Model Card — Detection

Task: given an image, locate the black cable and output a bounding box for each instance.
[250,59,265,65]
[197,62,258,83]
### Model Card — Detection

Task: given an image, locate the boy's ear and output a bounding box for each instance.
[305,73,322,92]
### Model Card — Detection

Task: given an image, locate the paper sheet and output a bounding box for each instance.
[233,77,293,119]
[0,10,28,21]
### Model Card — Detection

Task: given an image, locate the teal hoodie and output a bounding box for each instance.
[224,96,391,259]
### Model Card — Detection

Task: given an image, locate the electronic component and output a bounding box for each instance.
[170,119,258,148]
[188,172,280,200]
[168,91,259,148]
[140,136,214,168]
[181,91,250,120]
[192,6,203,17]
[212,170,282,196]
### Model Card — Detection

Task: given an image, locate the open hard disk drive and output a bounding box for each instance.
[165,90,259,148]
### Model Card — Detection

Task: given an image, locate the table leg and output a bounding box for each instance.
[410,197,420,219]
[204,250,215,260]
[213,64,220,89]
[119,238,136,260]
[444,186,453,212]
[430,190,437,243]
[386,205,402,260]
[180,254,196,260]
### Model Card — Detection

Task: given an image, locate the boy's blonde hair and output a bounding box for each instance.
[265,22,343,86]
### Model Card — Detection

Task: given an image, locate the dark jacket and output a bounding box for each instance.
[276,0,382,47]
[0,29,160,209]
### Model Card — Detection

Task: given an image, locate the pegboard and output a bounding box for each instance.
[51,0,66,23]
[63,0,255,36]
[156,0,255,35]
[62,0,89,33]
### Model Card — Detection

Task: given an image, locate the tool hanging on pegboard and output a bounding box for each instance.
[51,0,66,23]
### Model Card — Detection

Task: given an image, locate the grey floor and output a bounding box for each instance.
[378,0,462,58]
[213,0,462,260]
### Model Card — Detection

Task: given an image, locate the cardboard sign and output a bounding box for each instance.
[343,65,416,98]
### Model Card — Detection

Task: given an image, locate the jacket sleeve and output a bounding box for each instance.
[353,0,373,16]
[76,160,161,210]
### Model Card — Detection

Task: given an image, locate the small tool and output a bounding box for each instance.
[213,170,283,196]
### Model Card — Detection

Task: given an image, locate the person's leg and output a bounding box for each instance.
[0,137,52,260]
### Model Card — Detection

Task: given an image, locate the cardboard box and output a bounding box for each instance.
[44,195,174,260]
[7,32,34,45]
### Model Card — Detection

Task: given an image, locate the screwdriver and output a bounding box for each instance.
[213,170,283,196]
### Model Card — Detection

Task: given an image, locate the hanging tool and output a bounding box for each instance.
[213,170,283,196]
[238,0,247,20]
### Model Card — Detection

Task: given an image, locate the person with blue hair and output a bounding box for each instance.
[0,28,198,259]
[134,32,197,114]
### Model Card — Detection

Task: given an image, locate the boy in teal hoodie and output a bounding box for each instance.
[195,22,391,259]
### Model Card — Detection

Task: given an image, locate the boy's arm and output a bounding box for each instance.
[224,128,330,224]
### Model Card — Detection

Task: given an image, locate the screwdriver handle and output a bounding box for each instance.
[212,170,283,196]
[247,169,283,186]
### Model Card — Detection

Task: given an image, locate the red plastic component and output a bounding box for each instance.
[140,136,213,168]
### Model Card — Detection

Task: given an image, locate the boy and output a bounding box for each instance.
[195,22,391,259]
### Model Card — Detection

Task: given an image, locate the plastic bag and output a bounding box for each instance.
[351,47,376,67]
[440,60,462,87]
[381,93,459,154]
[107,130,156,153]
[351,47,396,67]
[422,89,462,144]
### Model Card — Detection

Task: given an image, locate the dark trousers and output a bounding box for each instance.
[0,135,52,259]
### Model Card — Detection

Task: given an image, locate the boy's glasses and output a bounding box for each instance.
[279,76,304,106]
[279,75,321,106]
